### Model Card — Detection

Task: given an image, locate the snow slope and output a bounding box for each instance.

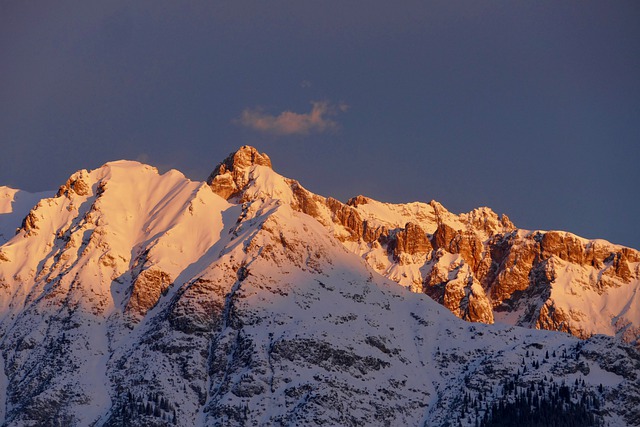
[0,187,52,244]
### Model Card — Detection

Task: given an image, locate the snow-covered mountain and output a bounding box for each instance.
[0,146,638,426]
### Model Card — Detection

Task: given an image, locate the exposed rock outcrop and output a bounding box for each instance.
[207,146,272,199]
[19,210,40,236]
[390,222,431,260]
[536,300,590,339]
[325,197,365,241]
[424,254,494,324]
[56,170,91,198]
[540,231,585,264]
[346,194,370,207]
[125,269,173,320]
[431,224,484,272]
[460,207,516,237]
[485,232,540,303]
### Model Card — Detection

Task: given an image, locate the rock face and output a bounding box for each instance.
[431,224,484,272]
[474,230,640,345]
[423,250,495,324]
[321,190,640,347]
[1,146,640,426]
[207,145,272,199]
[56,169,91,197]
[391,222,432,260]
[125,269,173,320]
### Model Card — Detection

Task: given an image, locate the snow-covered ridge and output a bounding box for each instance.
[204,147,640,348]
[2,148,639,345]
[0,146,639,426]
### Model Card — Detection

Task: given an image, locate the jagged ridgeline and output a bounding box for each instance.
[205,147,640,347]
[0,146,638,426]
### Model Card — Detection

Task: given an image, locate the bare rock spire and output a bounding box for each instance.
[206,146,272,199]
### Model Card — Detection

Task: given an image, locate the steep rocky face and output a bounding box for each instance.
[540,231,585,264]
[319,182,640,347]
[484,232,541,303]
[391,222,432,260]
[324,197,368,242]
[430,273,493,324]
[125,269,173,321]
[431,223,484,272]
[405,221,639,345]
[424,251,494,324]
[207,145,272,199]
[476,230,640,345]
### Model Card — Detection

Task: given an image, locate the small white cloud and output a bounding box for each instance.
[300,80,312,88]
[237,101,348,136]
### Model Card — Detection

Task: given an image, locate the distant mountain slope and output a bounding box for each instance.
[0,187,52,245]
[0,146,638,426]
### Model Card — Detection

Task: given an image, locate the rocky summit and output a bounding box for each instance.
[0,146,639,426]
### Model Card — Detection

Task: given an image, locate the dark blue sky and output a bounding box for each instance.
[1,1,639,248]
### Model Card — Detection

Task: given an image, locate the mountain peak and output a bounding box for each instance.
[211,146,272,175]
[207,146,272,199]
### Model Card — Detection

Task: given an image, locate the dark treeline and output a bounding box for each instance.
[458,375,604,427]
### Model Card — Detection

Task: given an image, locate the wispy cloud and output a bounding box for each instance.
[237,101,348,136]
